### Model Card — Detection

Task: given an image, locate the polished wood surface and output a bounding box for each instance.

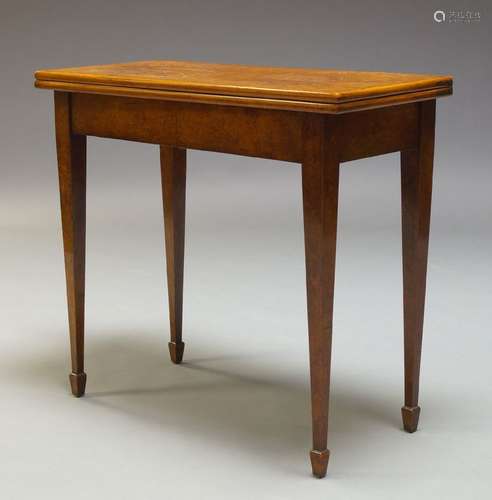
[400,100,435,433]
[71,93,302,162]
[54,92,87,397]
[35,60,452,113]
[302,114,339,478]
[160,146,187,365]
[69,93,422,164]
[38,62,451,478]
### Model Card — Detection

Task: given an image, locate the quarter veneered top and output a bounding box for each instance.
[34,60,452,113]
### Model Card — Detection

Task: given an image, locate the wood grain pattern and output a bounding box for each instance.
[338,103,419,161]
[35,61,452,114]
[302,114,340,478]
[400,100,436,433]
[54,91,87,397]
[70,93,423,163]
[160,146,186,364]
[71,93,303,162]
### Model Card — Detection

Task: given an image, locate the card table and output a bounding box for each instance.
[35,61,452,477]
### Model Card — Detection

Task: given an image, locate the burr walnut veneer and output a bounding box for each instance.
[35,60,452,478]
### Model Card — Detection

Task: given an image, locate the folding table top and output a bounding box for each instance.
[35,60,452,113]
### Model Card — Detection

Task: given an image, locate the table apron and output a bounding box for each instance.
[69,92,421,163]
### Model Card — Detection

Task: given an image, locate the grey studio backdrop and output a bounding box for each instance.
[1,1,491,499]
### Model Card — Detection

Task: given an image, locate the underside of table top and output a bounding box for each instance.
[34,60,452,113]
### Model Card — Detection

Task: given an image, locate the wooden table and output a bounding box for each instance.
[34,61,452,478]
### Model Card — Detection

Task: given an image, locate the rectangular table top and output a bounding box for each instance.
[35,60,452,113]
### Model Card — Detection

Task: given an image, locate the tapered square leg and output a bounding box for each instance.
[160,146,186,364]
[302,115,340,478]
[400,100,436,432]
[54,91,87,397]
